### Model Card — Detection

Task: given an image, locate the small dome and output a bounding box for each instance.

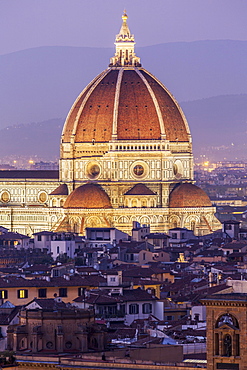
[63,183,112,209]
[169,183,212,208]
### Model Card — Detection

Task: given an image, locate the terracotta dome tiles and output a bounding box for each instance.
[74,70,118,143]
[140,70,189,142]
[63,183,112,209]
[62,67,190,145]
[169,183,212,208]
[62,77,97,143]
[117,70,161,140]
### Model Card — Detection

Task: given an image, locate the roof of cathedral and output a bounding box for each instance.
[169,183,212,208]
[61,13,191,147]
[124,183,156,196]
[49,183,68,196]
[63,183,112,209]
[61,69,190,144]
[0,170,59,179]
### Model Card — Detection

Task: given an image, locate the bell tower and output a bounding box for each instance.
[201,294,247,370]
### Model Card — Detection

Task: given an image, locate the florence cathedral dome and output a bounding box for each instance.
[60,12,193,185]
[56,12,220,235]
[61,12,191,152]
[0,12,220,237]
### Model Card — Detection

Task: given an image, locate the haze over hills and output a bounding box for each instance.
[0,119,63,161]
[181,94,247,161]
[0,40,246,161]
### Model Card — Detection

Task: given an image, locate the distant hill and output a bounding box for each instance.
[0,118,63,160]
[181,94,247,161]
[0,94,246,161]
[0,40,246,129]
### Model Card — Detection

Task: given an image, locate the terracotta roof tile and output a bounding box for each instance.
[0,275,106,289]
[117,70,161,140]
[72,70,118,143]
[169,183,212,208]
[49,183,68,195]
[64,183,112,209]
[0,170,59,179]
[121,288,157,302]
[62,68,190,145]
[26,298,67,310]
[140,70,189,142]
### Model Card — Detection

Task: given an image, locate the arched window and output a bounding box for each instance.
[132,199,137,208]
[142,303,152,314]
[141,199,147,208]
[215,313,240,357]
[77,337,82,350]
[215,333,219,355]
[92,338,98,349]
[235,334,240,356]
[216,314,239,329]
[223,334,232,357]
[129,304,139,314]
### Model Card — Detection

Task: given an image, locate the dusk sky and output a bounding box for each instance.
[1,0,247,55]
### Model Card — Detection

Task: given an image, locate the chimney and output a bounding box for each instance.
[209,271,214,287]
[118,270,123,285]
[85,290,90,298]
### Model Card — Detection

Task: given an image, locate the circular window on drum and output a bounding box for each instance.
[46,341,53,349]
[38,191,48,203]
[173,160,183,179]
[65,341,72,349]
[1,191,10,203]
[133,164,144,176]
[131,161,148,179]
[86,162,101,179]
